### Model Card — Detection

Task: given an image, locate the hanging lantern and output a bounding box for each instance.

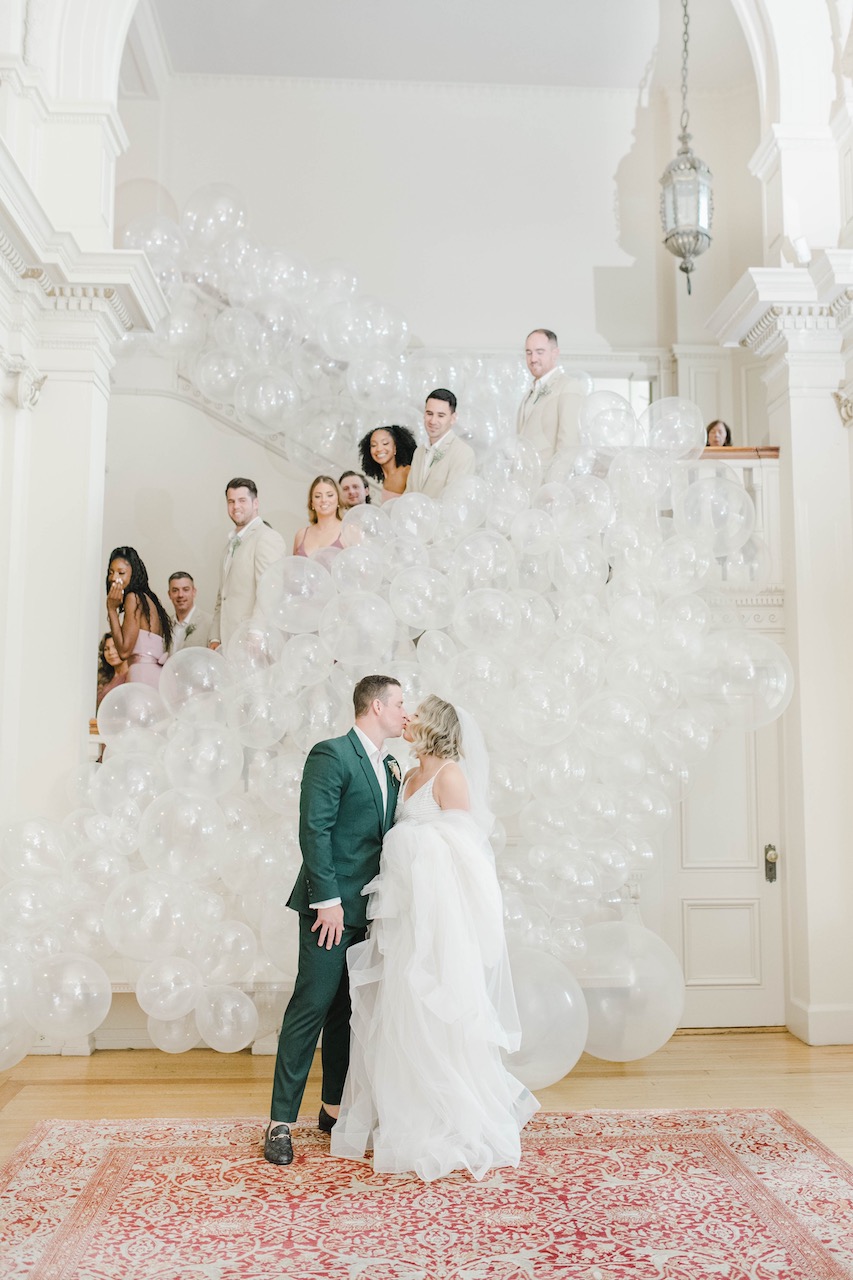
[659,0,713,294]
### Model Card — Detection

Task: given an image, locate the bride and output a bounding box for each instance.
[330,695,539,1181]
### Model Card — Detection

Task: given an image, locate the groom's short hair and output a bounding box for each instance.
[353,675,401,717]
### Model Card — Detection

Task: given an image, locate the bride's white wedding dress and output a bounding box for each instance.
[331,766,539,1182]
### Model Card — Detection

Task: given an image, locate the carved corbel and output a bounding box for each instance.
[832,391,853,427]
[0,348,47,410]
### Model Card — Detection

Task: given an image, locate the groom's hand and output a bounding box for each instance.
[312,904,345,949]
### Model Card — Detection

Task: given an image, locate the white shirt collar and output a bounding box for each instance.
[425,429,455,456]
[530,366,560,390]
[233,515,262,541]
[354,724,385,761]
[173,605,196,630]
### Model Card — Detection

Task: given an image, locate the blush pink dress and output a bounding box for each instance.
[127,630,167,688]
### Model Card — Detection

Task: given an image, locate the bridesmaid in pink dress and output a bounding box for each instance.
[293,475,352,558]
[105,546,173,689]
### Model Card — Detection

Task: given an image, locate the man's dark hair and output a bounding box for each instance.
[168,571,194,584]
[225,477,258,497]
[339,470,372,503]
[353,675,402,719]
[527,328,558,345]
[358,426,418,482]
[425,387,457,413]
[106,546,173,649]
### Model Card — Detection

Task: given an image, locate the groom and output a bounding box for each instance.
[264,674,406,1165]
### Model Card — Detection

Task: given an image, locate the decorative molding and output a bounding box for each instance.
[739,304,834,359]
[0,345,46,409]
[23,0,52,69]
[706,592,786,634]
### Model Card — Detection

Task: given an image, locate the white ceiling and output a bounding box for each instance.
[141,0,754,94]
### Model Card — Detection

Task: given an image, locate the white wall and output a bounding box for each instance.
[116,71,762,355]
[103,360,312,619]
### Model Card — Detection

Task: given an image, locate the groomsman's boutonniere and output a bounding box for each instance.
[184,624,196,639]
[534,381,553,405]
[387,758,401,784]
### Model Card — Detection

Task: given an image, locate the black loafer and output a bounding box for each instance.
[318,1106,337,1134]
[264,1123,293,1165]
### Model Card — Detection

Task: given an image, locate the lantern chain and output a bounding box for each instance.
[680,0,690,136]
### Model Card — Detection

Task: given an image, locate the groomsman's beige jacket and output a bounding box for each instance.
[517,370,585,464]
[407,431,476,499]
[210,518,285,647]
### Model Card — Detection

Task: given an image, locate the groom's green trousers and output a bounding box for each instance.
[270,914,367,1123]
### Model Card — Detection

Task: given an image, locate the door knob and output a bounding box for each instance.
[764,843,778,883]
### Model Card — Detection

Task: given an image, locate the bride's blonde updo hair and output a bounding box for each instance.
[410,694,463,761]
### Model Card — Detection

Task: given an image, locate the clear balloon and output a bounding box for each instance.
[195,984,259,1053]
[390,567,456,632]
[147,1011,201,1053]
[103,873,190,960]
[186,920,258,984]
[673,477,756,556]
[573,922,685,1061]
[503,947,589,1090]
[1,820,67,878]
[139,789,227,881]
[160,647,235,724]
[136,957,204,1020]
[258,556,337,633]
[318,592,396,666]
[25,953,112,1040]
[97,684,169,755]
[163,721,244,797]
[91,753,168,818]
[452,589,521,656]
[181,183,247,253]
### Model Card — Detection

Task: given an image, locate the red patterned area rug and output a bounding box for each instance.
[2,1109,853,1280]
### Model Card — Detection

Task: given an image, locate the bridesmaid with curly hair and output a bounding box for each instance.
[358,425,417,504]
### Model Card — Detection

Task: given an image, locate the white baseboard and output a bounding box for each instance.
[786,996,853,1044]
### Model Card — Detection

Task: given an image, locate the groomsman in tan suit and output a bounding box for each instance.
[517,329,585,464]
[209,477,285,650]
[407,389,476,499]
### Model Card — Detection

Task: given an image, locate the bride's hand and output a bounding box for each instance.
[312,904,344,949]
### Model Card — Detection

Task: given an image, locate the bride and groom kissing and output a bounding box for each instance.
[264,674,538,1183]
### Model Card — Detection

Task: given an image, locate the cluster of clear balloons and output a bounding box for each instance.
[117,182,541,468]
[0,381,793,1086]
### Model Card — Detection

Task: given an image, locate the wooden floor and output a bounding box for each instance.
[2,1029,851,1167]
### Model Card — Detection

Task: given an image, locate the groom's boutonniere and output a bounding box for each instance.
[184,624,196,639]
[534,381,552,404]
[387,757,401,784]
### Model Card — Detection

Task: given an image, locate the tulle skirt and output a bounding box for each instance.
[331,811,539,1182]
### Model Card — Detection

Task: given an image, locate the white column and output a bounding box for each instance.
[709,262,853,1043]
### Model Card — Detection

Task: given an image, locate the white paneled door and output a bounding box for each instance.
[658,723,785,1026]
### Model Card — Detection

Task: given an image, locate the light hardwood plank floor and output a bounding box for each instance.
[2,1029,851,1166]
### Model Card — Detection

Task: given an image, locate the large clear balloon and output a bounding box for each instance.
[97,684,169,754]
[103,874,190,960]
[25,953,112,1040]
[258,556,336,633]
[136,957,203,1021]
[139,789,227,881]
[503,947,589,1089]
[573,922,685,1061]
[195,984,259,1052]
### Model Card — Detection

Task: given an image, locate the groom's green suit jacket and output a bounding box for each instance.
[287,728,400,928]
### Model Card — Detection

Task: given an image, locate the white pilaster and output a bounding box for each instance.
[0,140,165,821]
[710,263,853,1044]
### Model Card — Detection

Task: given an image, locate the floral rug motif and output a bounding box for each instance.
[2,1109,853,1279]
